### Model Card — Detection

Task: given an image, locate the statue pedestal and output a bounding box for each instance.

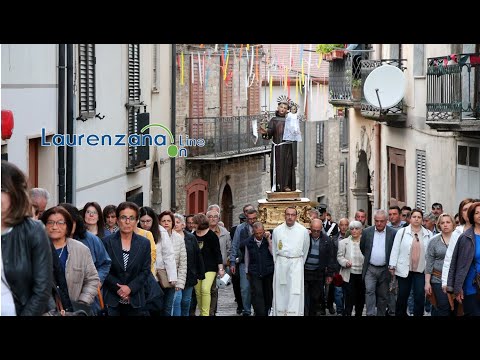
[258,190,312,230]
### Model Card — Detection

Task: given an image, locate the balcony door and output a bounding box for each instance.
[388,146,406,208]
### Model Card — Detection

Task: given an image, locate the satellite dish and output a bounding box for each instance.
[363,64,406,109]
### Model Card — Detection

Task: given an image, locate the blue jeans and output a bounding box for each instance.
[180,286,194,316]
[164,288,182,316]
[334,286,344,315]
[239,263,251,315]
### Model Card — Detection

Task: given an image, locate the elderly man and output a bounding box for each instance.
[360,209,397,316]
[30,188,50,219]
[271,207,310,316]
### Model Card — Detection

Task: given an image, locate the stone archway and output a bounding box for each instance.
[151,161,162,214]
[221,183,233,230]
[352,150,372,224]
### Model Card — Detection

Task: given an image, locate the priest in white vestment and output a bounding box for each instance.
[271,207,310,316]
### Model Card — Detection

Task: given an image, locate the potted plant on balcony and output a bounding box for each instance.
[351,78,362,100]
[316,44,344,61]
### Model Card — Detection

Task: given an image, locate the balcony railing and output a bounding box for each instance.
[328,52,369,107]
[185,114,271,159]
[426,53,480,131]
[360,59,407,122]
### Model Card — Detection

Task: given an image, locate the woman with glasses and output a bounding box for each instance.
[337,220,365,316]
[102,202,151,316]
[425,213,456,316]
[1,161,52,316]
[447,201,480,316]
[82,202,106,239]
[389,209,432,316]
[41,206,99,308]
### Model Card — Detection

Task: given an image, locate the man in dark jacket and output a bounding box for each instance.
[360,209,396,316]
[244,222,274,316]
[304,219,337,316]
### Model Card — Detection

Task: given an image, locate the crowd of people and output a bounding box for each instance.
[2,159,480,316]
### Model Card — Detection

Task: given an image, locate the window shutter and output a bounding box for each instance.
[248,78,260,115]
[152,44,159,92]
[78,44,96,118]
[316,122,324,165]
[127,44,143,171]
[340,162,345,194]
[190,57,204,118]
[416,150,427,212]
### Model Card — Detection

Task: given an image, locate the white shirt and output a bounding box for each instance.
[370,227,386,266]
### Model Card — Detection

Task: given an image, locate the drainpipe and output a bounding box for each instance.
[58,44,66,204]
[170,44,176,210]
[374,123,381,209]
[66,44,74,204]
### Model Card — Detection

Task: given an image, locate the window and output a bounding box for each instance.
[388,146,406,207]
[126,44,147,172]
[189,55,205,118]
[78,44,96,118]
[339,116,349,150]
[413,44,425,77]
[248,78,260,115]
[316,122,325,165]
[152,44,160,92]
[340,162,347,194]
[457,144,480,201]
[416,150,427,212]
[126,187,143,207]
[186,179,208,214]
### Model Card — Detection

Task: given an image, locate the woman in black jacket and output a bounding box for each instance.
[1,161,53,315]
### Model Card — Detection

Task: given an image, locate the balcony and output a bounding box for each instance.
[185,114,271,160]
[328,52,368,107]
[359,59,407,124]
[426,53,480,132]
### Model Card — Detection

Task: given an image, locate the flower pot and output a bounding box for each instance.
[352,86,362,101]
[331,50,345,60]
[325,52,333,61]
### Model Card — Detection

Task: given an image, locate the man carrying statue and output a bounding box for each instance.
[259,95,302,192]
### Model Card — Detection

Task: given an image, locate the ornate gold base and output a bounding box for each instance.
[265,190,302,202]
[258,195,312,230]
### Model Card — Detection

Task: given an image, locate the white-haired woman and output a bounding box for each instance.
[337,220,365,316]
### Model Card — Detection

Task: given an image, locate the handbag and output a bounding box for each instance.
[332,272,344,287]
[43,290,89,316]
[156,268,173,288]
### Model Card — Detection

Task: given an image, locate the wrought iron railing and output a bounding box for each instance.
[185,114,271,158]
[360,59,407,118]
[426,53,480,121]
[328,52,369,105]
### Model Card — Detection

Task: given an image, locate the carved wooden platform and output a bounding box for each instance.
[258,196,312,230]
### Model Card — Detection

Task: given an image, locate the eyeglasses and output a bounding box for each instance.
[207,215,219,219]
[119,215,136,222]
[414,233,419,241]
[140,219,152,224]
[46,220,67,227]
[350,227,362,230]
[432,206,442,210]
[86,210,98,216]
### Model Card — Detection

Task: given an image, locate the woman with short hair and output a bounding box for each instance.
[337,220,365,316]
[41,206,99,307]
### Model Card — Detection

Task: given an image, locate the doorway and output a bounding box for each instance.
[221,183,233,230]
